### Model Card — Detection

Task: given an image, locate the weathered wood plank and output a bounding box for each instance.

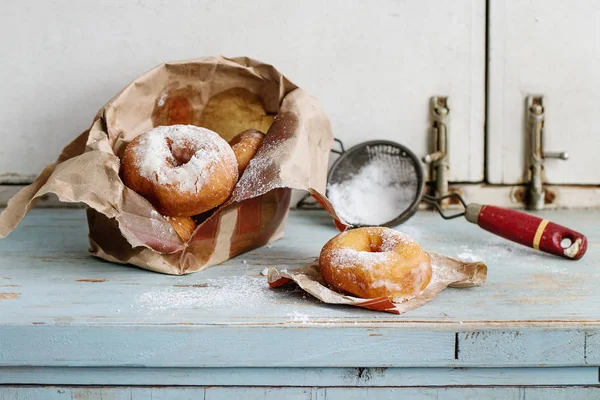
[325,387,600,400]
[325,387,519,400]
[0,367,598,387]
[585,331,600,364]
[0,326,453,368]
[458,331,585,366]
[205,388,314,400]
[0,387,205,400]
[2,386,600,400]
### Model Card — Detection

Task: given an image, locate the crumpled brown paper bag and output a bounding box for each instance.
[265,252,487,314]
[0,56,335,275]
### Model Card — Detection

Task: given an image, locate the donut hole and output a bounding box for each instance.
[166,137,195,167]
[345,229,388,253]
[367,231,387,253]
[368,243,385,253]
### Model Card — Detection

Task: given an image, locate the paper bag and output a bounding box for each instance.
[0,56,334,275]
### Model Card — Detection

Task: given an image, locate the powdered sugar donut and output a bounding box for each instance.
[121,125,238,217]
[319,227,432,302]
[228,129,265,176]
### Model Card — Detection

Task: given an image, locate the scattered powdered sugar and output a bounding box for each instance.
[327,157,418,225]
[133,125,236,193]
[328,247,390,270]
[453,242,570,275]
[379,228,415,248]
[231,137,284,200]
[157,91,168,107]
[429,262,456,285]
[287,311,311,323]
[455,247,480,262]
[148,209,175,238]
[410,260,432,288]
[370,279,402,291]
[164,216,184,228]
[135,275,278,311]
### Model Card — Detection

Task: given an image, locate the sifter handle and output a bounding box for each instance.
[465,204,587,260]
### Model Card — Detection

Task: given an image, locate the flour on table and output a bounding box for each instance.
[327,157,418,225]
[287,311,311,323]
[455,246,480,262]
[136,275,278,311]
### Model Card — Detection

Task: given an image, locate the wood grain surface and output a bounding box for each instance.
[0,208,598,371]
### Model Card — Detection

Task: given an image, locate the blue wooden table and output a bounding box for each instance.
[0,208,599,399]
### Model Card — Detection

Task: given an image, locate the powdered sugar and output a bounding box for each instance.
[429,263,450,286]
[135,275,277,311]
[133,125,236,193]
[327,157,418,226]
[328,247,390,270]
[378,228,414,249]
[231,135,284,200]
[157,91,168,107]
[327,228,416,270]
[410,260,432,291]
[456,248,480,262]
[287,311,311,323]
[371,279,402,291]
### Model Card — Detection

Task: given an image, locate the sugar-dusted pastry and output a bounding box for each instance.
[229,129,265,175]
[319,227,432,302]
[121,124,238,217]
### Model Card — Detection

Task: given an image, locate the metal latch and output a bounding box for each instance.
[526,96,569,210]
[423,96,450,206]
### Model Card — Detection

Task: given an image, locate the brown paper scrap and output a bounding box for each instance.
[264,252,487,314]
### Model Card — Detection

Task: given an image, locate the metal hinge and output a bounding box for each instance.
[423,96,450,206]
[526,96,569,210]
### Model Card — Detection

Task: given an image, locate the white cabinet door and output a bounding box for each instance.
[0,0,485,183]
[487,0,600,184]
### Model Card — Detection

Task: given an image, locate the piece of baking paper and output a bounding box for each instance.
[264,252,487,314]
[0,56,348,274]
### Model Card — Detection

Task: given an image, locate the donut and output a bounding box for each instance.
[198,88,274,141]
[319,227,432,302]
[228,129,265,175]
[121,124,238,217]
[165,216,196,242]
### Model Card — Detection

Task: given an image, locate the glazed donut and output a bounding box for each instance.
[165,216,196,242]
[319,227,432,302]
[121,124,238,217]
[228,129,265,175]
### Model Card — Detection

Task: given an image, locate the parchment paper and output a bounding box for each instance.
[265,252,487,314]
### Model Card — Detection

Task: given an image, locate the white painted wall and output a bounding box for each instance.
[487,0,600,184]
[0,0,485,183]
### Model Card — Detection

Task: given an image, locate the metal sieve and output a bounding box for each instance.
[299,138,587,260]
[326,140,426,227]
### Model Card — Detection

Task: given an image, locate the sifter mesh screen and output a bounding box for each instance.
[326,141,424,227]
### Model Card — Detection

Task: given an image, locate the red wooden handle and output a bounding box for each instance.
[465,204,587,260]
